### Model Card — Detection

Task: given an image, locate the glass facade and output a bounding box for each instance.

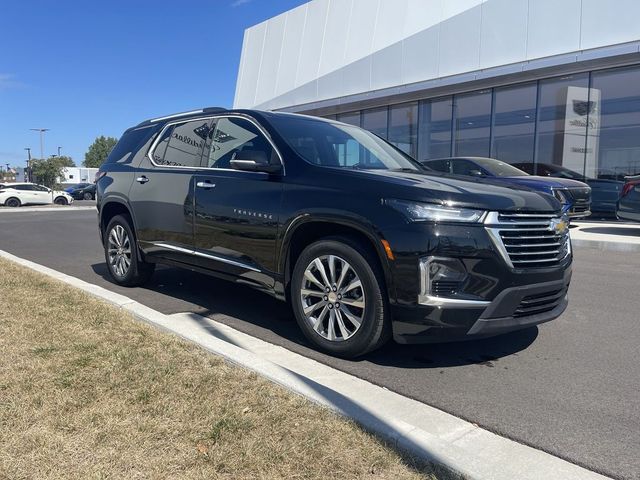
[327,65,640,180]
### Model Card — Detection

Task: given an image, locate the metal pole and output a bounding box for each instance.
[24,147,31,182]
[30,128,49,160]
[58,146,62,157]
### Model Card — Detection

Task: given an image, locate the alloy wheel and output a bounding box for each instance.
[300,255,365,342]
[107,224,132,278]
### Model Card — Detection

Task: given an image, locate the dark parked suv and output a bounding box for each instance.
[97,108,572,357]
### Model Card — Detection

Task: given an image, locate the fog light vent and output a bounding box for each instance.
[419,257,468,304]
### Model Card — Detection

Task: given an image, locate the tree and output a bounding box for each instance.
[30,158,66,188]
[83,136,118,167]
[55,155,76,167]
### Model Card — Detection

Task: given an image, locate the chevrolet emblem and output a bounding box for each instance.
[550,218,568,235]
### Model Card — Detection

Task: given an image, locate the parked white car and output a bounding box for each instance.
[0,183,74,207]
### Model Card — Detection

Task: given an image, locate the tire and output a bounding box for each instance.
[291,237,390,358]
[54,196,68,205]
[4,197,21,208]
[83,192,94,201]
[104,214,155,287]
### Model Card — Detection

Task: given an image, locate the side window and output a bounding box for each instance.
[153,120,211,167]
[425,159,450,172]
[452,159,482,176]
[15,185,34,191]
[206,117,275,169]
[35,185,49,191]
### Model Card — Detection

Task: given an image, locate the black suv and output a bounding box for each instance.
[97,108,572,357]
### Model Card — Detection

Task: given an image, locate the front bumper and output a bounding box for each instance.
[391,266,571,343]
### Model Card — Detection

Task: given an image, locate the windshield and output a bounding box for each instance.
[269,116,423,172]
[543,164,585,180]
[471,158,529,177]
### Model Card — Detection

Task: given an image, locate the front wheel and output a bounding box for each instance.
[291,238,389,358]
[83,192,94,200]
[104,215,155,287]
[54,196,68,205]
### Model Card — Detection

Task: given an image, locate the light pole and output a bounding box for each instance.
[24,147,32,182]
[30,128,49,160]
[57,146,62,157]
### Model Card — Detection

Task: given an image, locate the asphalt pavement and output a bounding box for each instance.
[0,210,638,480]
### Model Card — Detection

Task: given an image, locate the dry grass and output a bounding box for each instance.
[0,258,440,480]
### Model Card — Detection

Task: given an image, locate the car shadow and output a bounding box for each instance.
[91,262,538,369]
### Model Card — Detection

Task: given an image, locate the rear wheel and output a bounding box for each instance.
[291,237,389,358]
[5,197,20,208]
[54,196,68,205]
[104,215,155,286]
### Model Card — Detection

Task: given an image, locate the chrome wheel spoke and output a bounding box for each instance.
[303,300,327,316]
[340,297,365,309]
[300,254,365,343]
[313,258,331,288]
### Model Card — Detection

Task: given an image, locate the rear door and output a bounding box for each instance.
[129,117,214,262]
[192,116,284,285]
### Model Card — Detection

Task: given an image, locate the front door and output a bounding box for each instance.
[193,116,284,287]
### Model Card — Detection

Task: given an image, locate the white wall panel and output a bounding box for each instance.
[526,0,581,60]
[235,22,266,108]
[318,0,352,77]
[344,0,379,64]
[581,0,640,50]
[438,1,482,77]
[254,14,286,106]
[296,0,329,87]
[480,0,527,68]
[236,0,640,110]
[275,4,307,98]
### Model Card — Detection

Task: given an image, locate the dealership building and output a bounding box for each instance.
[234,0,640,180]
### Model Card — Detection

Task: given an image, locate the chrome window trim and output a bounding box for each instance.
[149,109,205,123]
[152,242,261,272]
[146,113,286,175]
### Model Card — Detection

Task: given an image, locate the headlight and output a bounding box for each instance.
[386,199,486,223]
[552,188,569,205]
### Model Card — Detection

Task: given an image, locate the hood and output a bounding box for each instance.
[340,169,561,213]
[498,175,590,190]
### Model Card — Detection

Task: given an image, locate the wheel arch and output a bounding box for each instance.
[280,215,396,303]
[99,199,135,241]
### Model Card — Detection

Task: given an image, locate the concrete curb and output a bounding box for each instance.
[0,206,96,213]
[0,248,612,480]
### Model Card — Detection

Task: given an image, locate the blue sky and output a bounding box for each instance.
[0,0,307,167]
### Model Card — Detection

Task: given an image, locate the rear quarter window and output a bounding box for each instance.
[105,125,156,164]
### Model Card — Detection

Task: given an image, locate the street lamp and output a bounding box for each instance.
[24,147,32,182]
[29,128,49,160]
[57,146,62,157]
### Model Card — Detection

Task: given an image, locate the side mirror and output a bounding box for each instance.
[230,150,282,174]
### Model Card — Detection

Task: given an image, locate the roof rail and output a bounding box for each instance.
[137,107,227,126]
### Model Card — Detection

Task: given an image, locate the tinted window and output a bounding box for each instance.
[14,184,35,191]
[535,74,590,173]
[424,159,450,172]
[451,159,484,176]
[362,107,388,139]
[469,158,528,177]
[269,116,421,172]
[388,102,418,158]
[207,117,275,169]
[491,83,537,163]
[154,120,210,167]
[591,66,640,179]
[336,112,361,127]
[454,90,492,157]
[418,97,453,161]
[107,125,154,164]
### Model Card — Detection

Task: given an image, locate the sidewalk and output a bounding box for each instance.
[571,220,640,252]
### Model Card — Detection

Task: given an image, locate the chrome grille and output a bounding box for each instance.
[485,212,571,269]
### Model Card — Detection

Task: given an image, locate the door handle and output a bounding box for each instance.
[136,176,149,184]
[196,181,216,189]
